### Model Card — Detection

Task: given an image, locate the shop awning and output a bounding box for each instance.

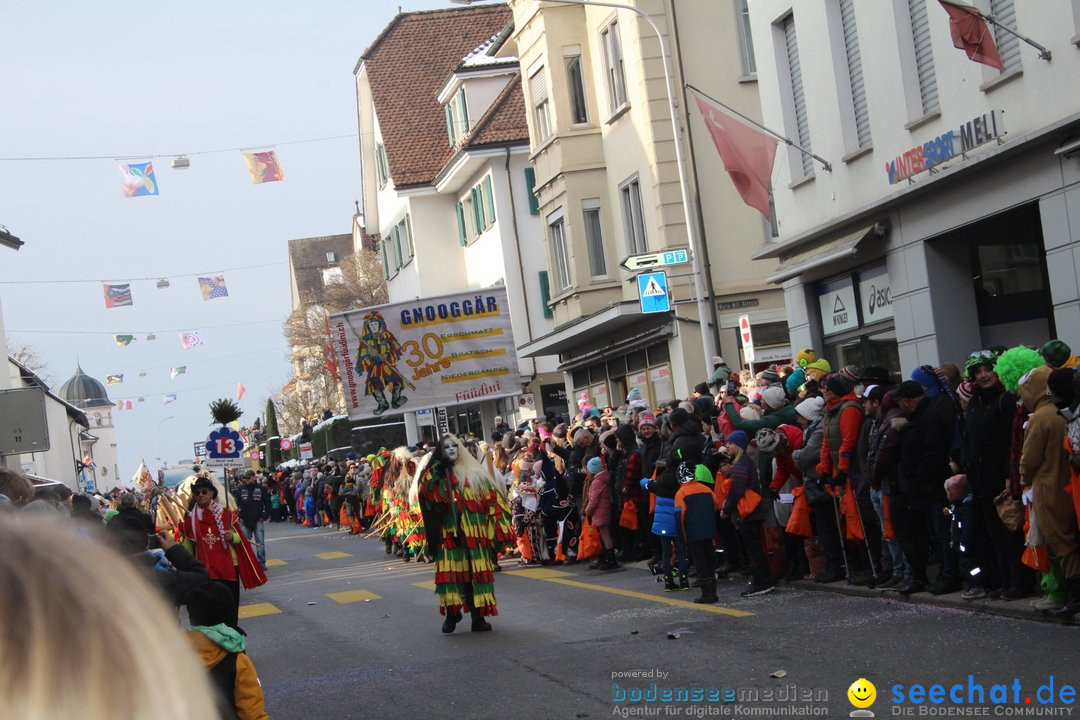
[517,301,672,358]
[766,222,886,285]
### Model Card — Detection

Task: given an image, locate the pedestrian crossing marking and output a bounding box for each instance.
[510,574,755,617]
[414,580,437,590]
[315,551,353,560]
[327,589,381,604]
[239,603,282,619]
[504,567,577,580]
[265,559,288,567]
[641,277,665,297]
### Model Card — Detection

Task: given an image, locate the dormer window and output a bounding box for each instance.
[445,86,470,146]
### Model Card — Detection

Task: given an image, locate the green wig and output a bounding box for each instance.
[994,346,1043,393]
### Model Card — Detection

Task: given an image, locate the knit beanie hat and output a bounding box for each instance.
[693,382,710,396]
[760,366,781,385]
[638,412,656,428]
[805,358,832,376]
[794,396,825,422]
[552,423,568,439]
[694,463,716,486]
[586,456,603,474]
[839,364,863,384]
[1041,339,1073,368]
[693,395,716,417]
[824,373,854,396]
[957,381,975,403]
[1047,368,1077,405]
[760,385,787,409]
[860,366,892,385]
[727,430,750,449]
[669,408,690,427]
[896,380,925,399]
[910,365,940,397]
[712,356,725,366]
[785,367,806,395]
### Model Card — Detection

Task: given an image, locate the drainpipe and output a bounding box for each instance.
[504,147,539,384]
[668,0,722,357]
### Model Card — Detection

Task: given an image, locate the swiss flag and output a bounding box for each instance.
[938,1,1005,71]
[694,96,778,221]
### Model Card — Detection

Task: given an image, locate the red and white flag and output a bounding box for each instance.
[237,382,247,401]
[693,96,778,221]
[938,1,1004,71]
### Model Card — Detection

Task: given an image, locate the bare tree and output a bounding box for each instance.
[7,338,52,385]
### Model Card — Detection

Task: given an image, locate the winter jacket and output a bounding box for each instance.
[618,446,645,504]
[898,397,951,503]
[963,382,1016,498]
[768,424,805,491]
[652,422,705,498]
[1019,367,1069,492]
[188,625,268,720]
[675,481,721,542]
[868,408,904,494]
[722,453,765,521]
[584,470,613,527]
[793,417,824,481]
[721,401,798,435]
[817,392,864,478]
[651,495,678,537]
[639,433,663,479]
[233,484,271,529]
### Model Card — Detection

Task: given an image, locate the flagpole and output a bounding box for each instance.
[686,83,832,172]
[938,0,1051,61]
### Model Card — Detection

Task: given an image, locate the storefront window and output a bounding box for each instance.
[818,263,899,373]
[649,364,673,405]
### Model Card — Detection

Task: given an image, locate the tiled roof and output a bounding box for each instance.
[462,72,527,148]
[359,5,513,188]
[287,234,354,304]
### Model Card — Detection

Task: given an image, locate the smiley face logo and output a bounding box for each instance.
[848,678,876,709]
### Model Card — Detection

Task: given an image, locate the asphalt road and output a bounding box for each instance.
[239,521,1080,720]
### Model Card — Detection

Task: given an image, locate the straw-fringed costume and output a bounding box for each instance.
[412,435,512,629]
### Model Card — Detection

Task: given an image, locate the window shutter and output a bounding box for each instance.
[483,176,495,225]
[908,0,938,113]
[538,271,553,318]
[445,104,456,145]
[990,0,1021,71]
[524,167,539,214]
[783,14,813,176]
[456,202,467,246]
[840,0,871,148]
[404,214,414,258]
[472,187,484,233]
[529,66,548,106]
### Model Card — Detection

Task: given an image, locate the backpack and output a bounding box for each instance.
[208,651,239,720]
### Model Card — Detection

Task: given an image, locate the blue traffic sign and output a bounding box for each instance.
[206,427,245,459]
[637,271,671,314]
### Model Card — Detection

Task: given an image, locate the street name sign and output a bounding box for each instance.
[637,271,671,314]
[620,247,691,272]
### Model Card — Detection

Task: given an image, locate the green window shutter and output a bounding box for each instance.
[445,104,456,145]
[524,166,539,215]
[381,238,390,278]
[538,270,553,318]
[472,187,484,233]
[456,202,467,246]
[483,176,496,225]
[404,214,414,257]
[458,87,469,131]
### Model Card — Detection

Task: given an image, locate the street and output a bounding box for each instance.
[241,522,1080,719]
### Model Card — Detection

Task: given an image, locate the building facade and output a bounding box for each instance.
[749,0,1080,369]
[354,6,562,440]
[57,365,118,490]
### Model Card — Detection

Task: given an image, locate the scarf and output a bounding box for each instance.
[195,501,228,545]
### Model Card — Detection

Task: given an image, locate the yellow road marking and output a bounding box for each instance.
[239,603,282,619]
[414,580,437,590]
[506,569,754,617]
[265,559,288,567]
[315,551,353,560]
[327,589,381,604]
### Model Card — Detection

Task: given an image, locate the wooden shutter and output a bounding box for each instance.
[783,14,813,176]
[524,166,539,215]
[456,202,467,246]
[538,271,553,318]
[990,0,1021,71]
[909,0,938,113]
[840,0,871,148]
[483,176,495,225]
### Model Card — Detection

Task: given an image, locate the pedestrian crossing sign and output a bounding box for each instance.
[637,271,671,314]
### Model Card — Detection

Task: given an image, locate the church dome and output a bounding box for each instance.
[58,365,114,409]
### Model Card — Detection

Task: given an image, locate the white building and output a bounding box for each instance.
[57,365,120,491]
[7,358,92,491]
[749,0,1080,369]
[354,5,562,439]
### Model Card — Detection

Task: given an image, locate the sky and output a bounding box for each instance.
[0,0,447,478]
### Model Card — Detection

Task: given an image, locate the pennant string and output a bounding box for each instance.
[0,133,354,162]
[0,260,287,285]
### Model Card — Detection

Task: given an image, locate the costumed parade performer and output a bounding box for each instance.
[410,434,513,633]
[181,472,267,626]
[353,310,411,415]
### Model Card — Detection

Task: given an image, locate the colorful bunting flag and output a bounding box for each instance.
[198,274,230,300]
[114,334,135,347]
[243,150,285,184]
[145,333,156,341]
[115,399,133,411]
[180,331,203,349]
[118,161,159,197]
[170,366,187,379]
[137,397,145,403]
[237,382,247,401]
[163,393,177,405]
[103,283,134,309]
[105,374,123,386]
[138,370,147,377]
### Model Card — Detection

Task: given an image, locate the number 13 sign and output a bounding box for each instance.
[206,427,245,459]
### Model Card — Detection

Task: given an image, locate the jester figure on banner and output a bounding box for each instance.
[180,470,267,627]
[352,310,411,415]
[409,434,512,634]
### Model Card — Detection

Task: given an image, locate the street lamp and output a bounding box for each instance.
[155,416,175,468]
[450,0,717,365]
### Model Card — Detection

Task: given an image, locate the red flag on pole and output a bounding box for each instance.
[693,96,778,221]
[939,1,1004,70]
[236,382,246,401]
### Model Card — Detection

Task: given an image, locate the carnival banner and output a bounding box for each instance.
[330,287,521,421]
